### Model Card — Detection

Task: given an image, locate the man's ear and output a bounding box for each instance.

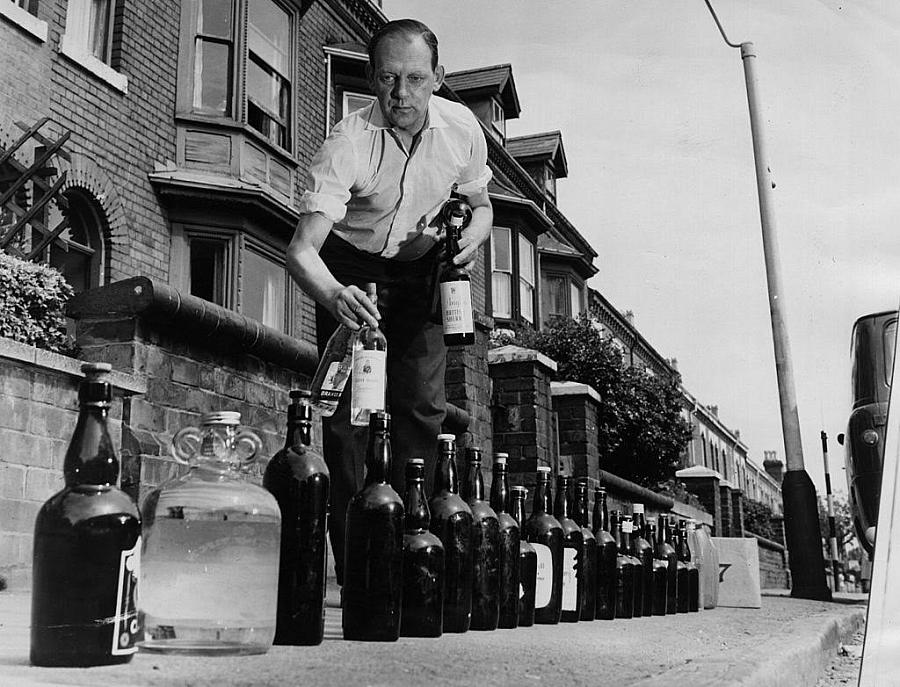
[433,65,445,92]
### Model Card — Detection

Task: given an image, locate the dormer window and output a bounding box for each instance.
[491,99,505,140]
[544,171,556,201]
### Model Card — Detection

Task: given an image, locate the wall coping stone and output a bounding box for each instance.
[677,465,722,480]
[751,532,786,553]
[0,337,146,395]
[551,380,601,404]
[487,345,557,373]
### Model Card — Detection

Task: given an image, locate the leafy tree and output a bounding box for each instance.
[510,315,692,488]
[742,495,781,541]
[817,494,857,550]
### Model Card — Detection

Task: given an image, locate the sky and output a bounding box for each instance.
[382,0,900,495]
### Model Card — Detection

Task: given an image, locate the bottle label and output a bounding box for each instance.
[561,546,578,611]
[622,520,633,534]
[440,279,474,335]
[318,360,351,402]
[351,349,386,411]
[111,537,140,656]
[533,543,553,609]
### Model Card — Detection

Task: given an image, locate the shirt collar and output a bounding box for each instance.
[364,97,449,133]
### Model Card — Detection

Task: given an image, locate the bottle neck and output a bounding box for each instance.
[405,477,429,531]
[573,487,589,529]
[533,475,552,515]
[64,401,118,487]
[610,511,626,554]
[284,401,313,449]
[490,463,509,513]
[434,440,459,494]
[553,479,570,519]
[365,419,391,485]
[677,525,691,561]
[512,492,526,526]
[465,459,485,502]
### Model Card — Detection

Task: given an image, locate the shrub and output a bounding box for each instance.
[742,495,780,541]
[0,252,74,353]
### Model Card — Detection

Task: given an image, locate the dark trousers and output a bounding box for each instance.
[315,234,447,585]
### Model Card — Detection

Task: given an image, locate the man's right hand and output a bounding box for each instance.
[329,284,381,331]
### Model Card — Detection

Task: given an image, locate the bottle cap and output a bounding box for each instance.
[511,485,528,493]
[633,503,645,514]
[536,465,551,473]
[493,453,508,464]
[437,433,456,441]
[595,486,606,494]
[81,362,112,376]
[200,411,242,426]
[408,458,425,465]
[289,389,312,399]
[466,447,483,463]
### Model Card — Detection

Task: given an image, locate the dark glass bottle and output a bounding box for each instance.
[554,475,583,623]
[656,514,679,615]
[428,433,474,633]
[263,389,330,646]
[610,510,637,619]
[573,478,596,622]
[463,447,500,631]
[31,363,141,667]
[401,458,444,638]
[439,198,475,346]
[646,521,668,616]
[670,517,690,613]
[621,513,644,617]
[491,453,520,629]
[630,503,655,617]
[592,487,617,620]
[524,466,563,624]
[342,412,404,641]
[511,486,537,627]
[677,519,701,612]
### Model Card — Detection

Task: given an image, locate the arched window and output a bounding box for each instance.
[701,436,708,468]
[49,189,105,293]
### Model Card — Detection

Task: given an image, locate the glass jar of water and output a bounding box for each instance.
[139,411,281,655]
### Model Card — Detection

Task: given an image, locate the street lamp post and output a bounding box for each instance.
[704,1,831,601]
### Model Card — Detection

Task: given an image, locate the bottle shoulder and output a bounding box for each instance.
[557,516,582,538]
[525,512,563,535]
[496,512,519,532]
[349,483,404,511]
[403,529,444,551]
[263,447,330,483]
[38,485,140,527]
[580,526,596,543]
[142,470,281,520]
[429,492,473,517]
[468,500,498,523]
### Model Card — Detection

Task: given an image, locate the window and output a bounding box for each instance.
[242,244,286,331]
[183,0,294,152]
[12,0,38,15]
[570,282,582,318]
[188,236,230,306]
[60,0,126,91]
[518,233,535,323]
[491,99,505,140]
[543,274,566,320]
[544,171,557,201]
[47,189,105,294]
[491,227,512,319]
[342,91,376,118]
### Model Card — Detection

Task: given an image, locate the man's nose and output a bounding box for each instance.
[392,77,410,98]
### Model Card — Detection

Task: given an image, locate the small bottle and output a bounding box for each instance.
[554,475,583,623]
[463,447,500,631]
[677,519,700,612]
[439,199,475,346]
[401,458,445,638]
[621,513,644,617]
[31,363,141,667]
[309,325,356,417]
[428,434,474,633]
[592,487,617,621]
[610,510,638,619]
[343,412,404,641]
[656,514,679,615]
[524,466,563,625]
[646,521,669,616]
[350,282,387,427]
[630,503,655,617]
[263,389,330,646]
[573,478,597,622]
[511,486,537,628]
[491,454,520,629]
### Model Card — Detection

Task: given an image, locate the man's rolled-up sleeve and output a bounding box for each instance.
[298,133,357,222]
[454,122,492,196]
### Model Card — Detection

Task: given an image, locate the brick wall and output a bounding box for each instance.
[445,314,494,456]
[754,534,790,589]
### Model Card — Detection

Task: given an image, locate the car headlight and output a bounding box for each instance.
[862,429,879,446]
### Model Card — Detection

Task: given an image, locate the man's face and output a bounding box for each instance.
[368,33,443,136]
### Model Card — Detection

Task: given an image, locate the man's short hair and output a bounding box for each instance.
[367,19,439,71]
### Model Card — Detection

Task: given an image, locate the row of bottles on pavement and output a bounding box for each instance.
[29,366,718,666]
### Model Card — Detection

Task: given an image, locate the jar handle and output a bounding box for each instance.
[172,426,202,465]
[233,429,262,470]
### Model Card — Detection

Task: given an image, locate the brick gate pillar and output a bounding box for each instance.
[676,465,723,536]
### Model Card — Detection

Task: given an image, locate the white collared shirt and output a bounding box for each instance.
[298,95,492,261]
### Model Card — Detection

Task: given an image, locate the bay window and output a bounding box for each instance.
[518,233,535,323]
[491,227,512,319]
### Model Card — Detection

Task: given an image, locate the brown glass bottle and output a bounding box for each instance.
[342,412,404,641]
[677,519,700,612]
[646,521,669,616]
[656,514,679,615]
[428,433,474,633]
[631,503,655,617]
[439,199,475,346]
[401,458,444,638]
[31,363,141,667]
[610,510,638,619]
[263,389,330,646]
[554,475,583,623]
[463,447,500,631]
[573,479,596,622]
[524,466,563,624]
[670,517,690,613]
[491,454,520,629]
[592,487,617,620]
[511,486,537,627]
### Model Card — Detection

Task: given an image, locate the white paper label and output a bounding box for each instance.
[622,520,634,534]
[440,279,474,335]
[319,361,350,402]
[533,543,553,609]
[561,546,578,611]
[111,537,140,656]
[351,349,386,410]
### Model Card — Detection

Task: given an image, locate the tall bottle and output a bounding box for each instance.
[350,282,387,427]
[573,478,596,622]
[511,486,537,627]
[592,487,617,620]
[610,510,638,619]
[463,447,500,631]
[630,503,655,617]
[401,458,444,638]
[554,475,583,623]
[646,521,669,616]
[428,433,474,633]
[677,519,700,612]
[655,514,679,616]
[342,412,404,641]
[309,324,355,416]
[31,363,141,667]
[671,518,691,613]
[439,198,475,346]
[490,453,520,629]
[692,520,719,609]
[524,466,563,624]
[621,513,644,617]
[686,520,705,613]
[262,389,330,646]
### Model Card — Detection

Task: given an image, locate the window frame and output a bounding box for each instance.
[341,90,376,119]
[491,98,505,140]
[490,226,513,320]
[239,235,289,333]
[59,0,127,92]
[518,232,535,324]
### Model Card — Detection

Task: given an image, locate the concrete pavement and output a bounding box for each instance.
[0,586,866,687]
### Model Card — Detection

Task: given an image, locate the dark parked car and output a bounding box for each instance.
[840,310,897,554]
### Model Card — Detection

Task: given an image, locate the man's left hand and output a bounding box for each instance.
[452,189,493,271]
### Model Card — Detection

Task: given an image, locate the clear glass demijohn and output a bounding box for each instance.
[138,411,281,655]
